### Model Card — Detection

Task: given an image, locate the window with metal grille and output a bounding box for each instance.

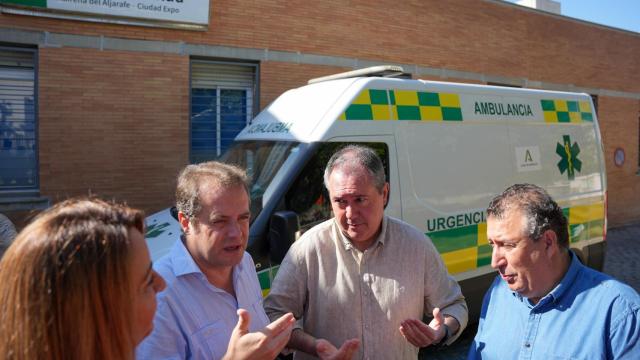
[190,60,257,163]
[0,48,37,192]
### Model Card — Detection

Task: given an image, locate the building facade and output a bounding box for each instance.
[0,0,638,227]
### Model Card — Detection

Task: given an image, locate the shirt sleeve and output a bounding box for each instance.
[608,305,640,359]
[467,276,499,359]
[263,240,308,330]
[422,234,469,345]
[136,299,187,360]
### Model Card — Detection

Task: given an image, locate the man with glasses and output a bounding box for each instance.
[469,184,639,359]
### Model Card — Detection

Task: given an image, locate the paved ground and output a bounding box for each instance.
[420,223,640,359]
[603,223,640,292]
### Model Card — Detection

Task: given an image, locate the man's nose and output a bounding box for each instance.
[345,204,355,218]
[490,246,505,269]
[227,220,242,237]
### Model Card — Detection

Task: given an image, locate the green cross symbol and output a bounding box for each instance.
[556,135,582,180]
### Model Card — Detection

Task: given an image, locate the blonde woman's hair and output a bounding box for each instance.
[0,198,145,360]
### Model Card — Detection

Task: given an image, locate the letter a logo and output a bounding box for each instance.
[525,150,533,163]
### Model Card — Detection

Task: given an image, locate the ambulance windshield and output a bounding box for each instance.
[219,140,301,222]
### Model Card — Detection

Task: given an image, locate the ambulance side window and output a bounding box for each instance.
[285,142,389,232]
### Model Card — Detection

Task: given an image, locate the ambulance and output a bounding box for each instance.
[145,66,607,320]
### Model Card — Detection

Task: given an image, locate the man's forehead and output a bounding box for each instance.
[199,178,224,191]
[199,179,245,195]
[198,182,248,208]
[487,209,529,237]
[329,165,373,183]
[488,204,526,221]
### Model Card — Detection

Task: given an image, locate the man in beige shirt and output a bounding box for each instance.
[264,145,468,359]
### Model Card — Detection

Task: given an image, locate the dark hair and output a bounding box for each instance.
[487,183,569,248]
[323,145,386,192]
[176,161,249,220]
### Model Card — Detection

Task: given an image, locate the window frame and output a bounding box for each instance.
[188,59,259,162]
[0,45,39,195]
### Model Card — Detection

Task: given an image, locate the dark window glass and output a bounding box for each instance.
[285,142,389,231]
[220,89,248,151]
[190,88,217,163]
[190,88,250,163]
[0,61,37,191]
[219,140,301,223]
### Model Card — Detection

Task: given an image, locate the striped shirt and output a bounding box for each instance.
[136,239,270,360]
[264,216,468,360]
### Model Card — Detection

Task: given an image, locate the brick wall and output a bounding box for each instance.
[2,0,638,92]
[38,47,189,214]
[259,62,349,108]
[598,97,640,226]
[0,0,639,224]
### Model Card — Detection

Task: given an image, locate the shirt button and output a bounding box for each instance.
[524,343,531,348]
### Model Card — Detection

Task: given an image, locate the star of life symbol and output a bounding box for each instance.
[556,135,582,180]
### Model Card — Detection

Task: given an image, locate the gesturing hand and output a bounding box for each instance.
[315,338,360,360]
[399,307,446,348]
[223,309,295,360]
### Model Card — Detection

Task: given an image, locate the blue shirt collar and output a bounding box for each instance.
[519,250,581,308]
[546,250,581,301]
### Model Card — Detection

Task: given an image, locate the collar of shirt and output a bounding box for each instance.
[335,215,388,252]
[169,236,245,280]
[515,250,581,309]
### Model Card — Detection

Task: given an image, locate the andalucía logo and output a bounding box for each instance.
[556,135,581,180]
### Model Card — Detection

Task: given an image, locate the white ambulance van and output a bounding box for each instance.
[145,66,607,320]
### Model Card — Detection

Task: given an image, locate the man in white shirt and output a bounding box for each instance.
[264,145,468,359]
[137,161,293,360]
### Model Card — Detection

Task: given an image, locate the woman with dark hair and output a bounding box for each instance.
[0,198,166,360]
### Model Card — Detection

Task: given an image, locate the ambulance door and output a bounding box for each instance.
[394,119,511,322]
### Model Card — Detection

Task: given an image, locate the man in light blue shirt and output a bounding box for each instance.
[137,162,294,360]
[468,184,640,360]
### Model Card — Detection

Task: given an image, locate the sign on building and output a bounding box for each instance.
[0,0,210,30]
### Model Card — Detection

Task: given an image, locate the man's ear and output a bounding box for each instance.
[542,229,559,254]
[178,211,191,234]
[382,182,390,208]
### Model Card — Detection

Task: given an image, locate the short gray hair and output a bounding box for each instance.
[487,183,569,248]
[323,145,386,193]
[176,161,249,219]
